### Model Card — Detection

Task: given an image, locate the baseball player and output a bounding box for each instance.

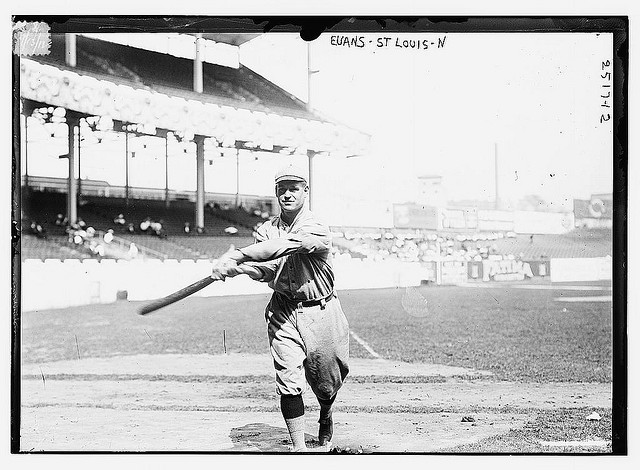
[212,163,350,452]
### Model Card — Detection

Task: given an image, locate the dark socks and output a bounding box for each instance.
[318,396,335,420]
[281,394,306,451]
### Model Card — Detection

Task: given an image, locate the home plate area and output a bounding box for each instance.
[20,353,610,452]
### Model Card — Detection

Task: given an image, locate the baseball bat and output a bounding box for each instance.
[137,275,222,316]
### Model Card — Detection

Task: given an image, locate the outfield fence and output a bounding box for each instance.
[20,256,612,312]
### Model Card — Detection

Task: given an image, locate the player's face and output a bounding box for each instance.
[276,180,308,213]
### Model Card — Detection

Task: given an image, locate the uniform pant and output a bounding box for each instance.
[266,291,350,401]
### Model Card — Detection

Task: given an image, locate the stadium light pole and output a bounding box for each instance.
[307,149,315,211]
[494,142,499,210]
[306,42,320,211]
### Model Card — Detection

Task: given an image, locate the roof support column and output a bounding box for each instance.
[77,121,82,198]
[124,129,130,206]
[194,33,204,94]
[195,135,205,231]
[23,114,29,190]
[66,116,80,225]
[65,33,77,67]
[235,142,242,208]
[165,133,170,209]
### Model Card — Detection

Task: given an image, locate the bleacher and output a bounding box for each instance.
[21,190,259,261]
[490,230,611,259]
[330,227,612,262]
[166,235,256,259]
[21,234,92,260]
[210,207,266,231]
[81,196,253,237]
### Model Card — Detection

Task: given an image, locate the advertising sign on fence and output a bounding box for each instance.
[468,259,550,281]
[481,259,534,282]
[441,261,468,285]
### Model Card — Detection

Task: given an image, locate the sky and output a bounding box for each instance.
[240,32,614,210]
[20,30,614,222]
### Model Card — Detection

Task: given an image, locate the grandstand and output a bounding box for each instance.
[19,31,369,266]
[37,35,317,119]
[21,235,92,261]
[330,227,611,263]
[21,189,259,261]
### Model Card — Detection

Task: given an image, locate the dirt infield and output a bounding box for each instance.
[20,353,611,452]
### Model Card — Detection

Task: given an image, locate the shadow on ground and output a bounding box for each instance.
[229,422,306,452]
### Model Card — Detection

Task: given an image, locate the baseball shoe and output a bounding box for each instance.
[318,416,333,447]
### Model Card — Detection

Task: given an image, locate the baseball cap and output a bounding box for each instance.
[274,163,308,184]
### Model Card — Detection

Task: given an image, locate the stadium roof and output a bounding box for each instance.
[37,34,320,122]
[188,33,261,46]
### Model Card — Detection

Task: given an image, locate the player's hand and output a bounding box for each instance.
[210,261,227,280]
[212,256,239,278]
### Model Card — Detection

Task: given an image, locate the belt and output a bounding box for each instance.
[298,291,335,308]
[275,291,335,310]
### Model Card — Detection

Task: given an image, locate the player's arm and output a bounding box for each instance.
[222,261,288,283]
[213,224,330,280]
[236,224,331,263]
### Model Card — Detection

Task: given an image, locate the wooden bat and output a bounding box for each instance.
[137,275,222,316]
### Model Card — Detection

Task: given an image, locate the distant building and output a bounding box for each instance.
[573,194,613,228]
[416,175,446,207]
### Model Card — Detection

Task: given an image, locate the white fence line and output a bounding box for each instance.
[21,256,612,312]
[21,258,426,312]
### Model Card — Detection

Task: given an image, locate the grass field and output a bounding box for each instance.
[19,283,614,453]
[21,284,612,383]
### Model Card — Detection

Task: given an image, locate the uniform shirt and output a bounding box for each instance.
[238,208,334,302]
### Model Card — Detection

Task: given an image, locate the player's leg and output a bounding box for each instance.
[298,296,350,447]
[266,295,309,452]
[317,395,335,447]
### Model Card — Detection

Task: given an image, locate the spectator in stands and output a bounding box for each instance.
[114,213,126,226]
[104,229,114,244]
[95,244,105,257]
[261,211,270,219]
[196,226,205,234]
[86,226,96,239]
[72,228,86,245]
[77,217,87,229]
[31,221,47,239]
[224,226,239,235]
[128,242,139,259]
[152,220,167,238]
[127,223,135,234]
[140,217,152,233]
[55,213,65,226]
[184,222,191,234]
